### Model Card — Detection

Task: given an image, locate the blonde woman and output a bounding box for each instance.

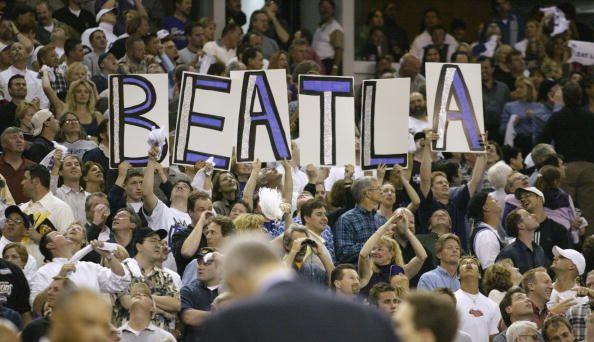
[233,213,266,234]
[15,101,38,136]
[42,62,94,115]
[500,76,541,157]
[358,213,427,296]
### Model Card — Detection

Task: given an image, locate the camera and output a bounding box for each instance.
[302,239,317,247]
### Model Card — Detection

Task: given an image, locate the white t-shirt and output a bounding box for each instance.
[455,289,501,342]
[409,116,430,135]
[474,223,501,269]
[548,286,590,308]
[312,19,343,60]
[202,41,236,65]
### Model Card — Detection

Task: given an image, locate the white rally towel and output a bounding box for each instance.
[504,114,518,147]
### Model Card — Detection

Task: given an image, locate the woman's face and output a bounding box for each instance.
[204,23,216,41]
[229,203,248,220]
[370,11,384,27]
[3,248,25,269]
[62,114,80,133]
[530,72,544,90]
[85,165,104,184]
[510,152,524,170]
[66,224,85,245]
[74,84,91,104]
[371,244,393,266]
[71,69,87,83]
[278,53,289,69]
[20,107,36,125]
[426,48,440,62]
[486,143,500,164]
[381,183,396,205]
[515,81,528,100]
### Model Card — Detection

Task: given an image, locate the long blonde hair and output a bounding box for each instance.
[372,236,405,274]
[515,76,537,102]
[66,79,97,114]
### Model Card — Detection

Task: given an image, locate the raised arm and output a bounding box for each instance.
[264,4,289,44]
[281,159,293,204]
[420,131,437,198]
[467,134,488,197]
[180,210,211,258]
[242,159,261,211]
[142,147,160,213]
[402,229,428,279]
[41,70,65,116]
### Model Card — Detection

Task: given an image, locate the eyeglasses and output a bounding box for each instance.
[6,218,23,225]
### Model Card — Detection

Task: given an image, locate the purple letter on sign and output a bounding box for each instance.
[236,71,291,162]
[432,64,483,152]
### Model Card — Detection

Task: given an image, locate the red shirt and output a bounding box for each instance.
[0,155,36,204]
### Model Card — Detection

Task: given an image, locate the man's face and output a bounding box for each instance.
[189,26,205,48]
[319,1,334,21]
[290,230,308,261]
[484,194,502,216]
[409,92,426,113]
[36,4,52,25]
[305,207,328,232]
[197,255,219,283]
[47,279,66,308]
[531,271,553,301]
[480,60,493,80]
[394,302,424,342]
[508,292,533,318]
[586,273,594,304]
[335,269,360,296]
[1,131,26,153]
[226,0,241,11]
[21,171,35,198]
[315,183,326,200]
[424,10,440,29]
[3,212,26,241]
[519,192,542,213]
[252,13,268,33]
[163,40,179,62]
[43,48,59,67]
[70,43,85,62]
[138,234,163,261]
[438,239,460,265]
[65,224,85,245]
[518,209,539,231]
[291,44,307,63]
[65,296,112,342]
[366,180,383,204]
[130,41,146,62]
[10,42,27,62]
[130,290,153,312]
[91,30,107,51]
[7,77,27,99]
[248,34,263,49]
[191,198,213,223]
[546,323,575,342]
[458,257,480,279]
[205,222,224,248]
[86,195,108,221]
[431,175,450,198]
[112,210,134,232]
[177,0,192,16]
[171,181,191,201]
[429,209,451,232]
[376,290,400,315]
[124,176,143,202]
[552,255,575,274]
[45,116,60,134]
[431,29,446,46]
[47,231,72,252]
[100,53,118,73]
[60,156,82,181]
[510,54,525,72]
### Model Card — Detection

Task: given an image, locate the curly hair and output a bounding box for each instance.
[233,214,265,233]
[482,261,513,295]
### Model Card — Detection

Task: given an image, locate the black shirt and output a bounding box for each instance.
[172,227,207,276]
[53,7,97,35]
[24,136,54,163]
[0,101,17,135]
[180,279,218,342]
[0,259,30,314]
[535,218,572,263]
[21,316,50,342]
[539,106,594,163]
[496,239,548,273]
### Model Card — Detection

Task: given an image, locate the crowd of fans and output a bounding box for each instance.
[0,0,592,341]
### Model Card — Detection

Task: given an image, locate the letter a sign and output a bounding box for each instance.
[425,63,485,153]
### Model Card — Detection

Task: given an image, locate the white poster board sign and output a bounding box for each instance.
[172,72,236,170]
[568,40,594,66]
[425,63,485,153]
[298,75,356,167]
[109,73,169,168]
[361,78,410,170]
[230,69,292,163]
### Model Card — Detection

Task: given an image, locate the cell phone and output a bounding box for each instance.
[390,265,403,278]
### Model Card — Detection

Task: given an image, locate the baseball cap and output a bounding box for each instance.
[135,227,167,243]
[31,109,54,136]
[553,246,585,275]
[98,52,112,66]
[514,187,545,204]
[0,41,11,53]
[96,7,117,22]
[156,29,170,40]
[4,205,31,228]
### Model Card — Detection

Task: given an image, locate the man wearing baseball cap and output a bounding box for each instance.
[95,7,118,45]
[549,246,589,308]
[24,109,60,163]
[515,187,572,263]
[0,205,38,277]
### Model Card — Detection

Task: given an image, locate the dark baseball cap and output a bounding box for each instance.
[136,227,167,243]
[4,205,31,228]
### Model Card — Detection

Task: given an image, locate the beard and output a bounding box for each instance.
[410,105,426,117]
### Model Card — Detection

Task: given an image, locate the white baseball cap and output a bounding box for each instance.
[553,246,585,275]
[31,109,53,136]
[96,7,117,22]
[515,187,545,204]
